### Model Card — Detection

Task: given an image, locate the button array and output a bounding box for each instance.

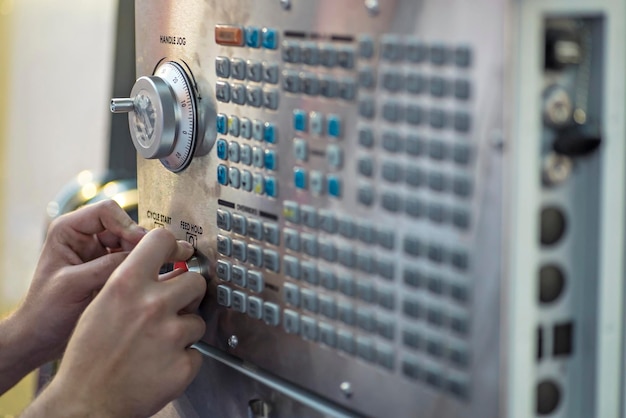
[215,25,278,49]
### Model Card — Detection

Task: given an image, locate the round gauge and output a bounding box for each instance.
[111,61,197,173]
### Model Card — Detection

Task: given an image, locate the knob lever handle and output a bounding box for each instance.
[110,98,135,113]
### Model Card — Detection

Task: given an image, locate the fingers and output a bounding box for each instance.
[171,314,206,348]
[62,252,130,295]
[162,272,207,313]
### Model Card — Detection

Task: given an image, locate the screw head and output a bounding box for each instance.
[340,381,353,398]
[228,335,239,348]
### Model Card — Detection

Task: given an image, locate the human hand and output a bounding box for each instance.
[24,228,207,418]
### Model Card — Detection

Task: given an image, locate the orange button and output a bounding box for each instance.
[215,25,244,46]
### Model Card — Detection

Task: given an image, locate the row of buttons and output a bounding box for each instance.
[402,297,469,337]
[401,355,469,400]
[281,201,397,249]
[402,267,470,304]
[216,284,280,323]
[293,168,342,197]
[293,139,343,168]
[216,81,279,109]
[217,165,278,198]
[292,109,342,138]
[217,209,280,244]
[215,57,279,83]
[282,41,356,69]
[358,98,472,132]
[216,260,264,293]
[282,70,356,100]
[216,114,278,143]
[217,234,280,273]
[215,25,278,49]
[216,140,277,171]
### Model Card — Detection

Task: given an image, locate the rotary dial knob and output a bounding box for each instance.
[111,61,197,172]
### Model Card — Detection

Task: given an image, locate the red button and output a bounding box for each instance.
[174,261,188,272]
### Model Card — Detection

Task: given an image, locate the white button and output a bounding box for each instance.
[326,144,343,169]
[294,138,308,161]
[309,111,324,136]
[228,141,240,162]
[253,147,264,168]
[240,144,252,165]
[228,167,241,188]
[253,173,265,194]
[241,170,252,191]
[310,170,324,195]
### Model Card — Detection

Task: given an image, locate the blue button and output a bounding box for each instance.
[245,27,261,48]
[217,165,228,185]
[216,139,228,160]
[293,109,307,132]
[328,175,341,197]
[264,122,278,143]
[294,168,307,189]
[217,113,228,134]
[262,28,278,49]
[327,114,341,138]
[264,149,277,171]
[265,176,278,197]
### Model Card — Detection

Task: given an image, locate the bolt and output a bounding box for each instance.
[340,381,353,398]
[228,335,239,349]
[280,0,291,10]
[364,0,380,16]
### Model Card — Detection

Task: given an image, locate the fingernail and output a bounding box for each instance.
[178,240,194,250]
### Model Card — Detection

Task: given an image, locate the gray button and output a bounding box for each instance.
[263,223,280,246]
[428,171,447,192]
[318,210,337,233]
[453,143,471,165]
[450,281,469,303]
[301,233,318,257]
[402,356,422,381]
[428,139,447,160]
[262,302,281,326]
[252,147,264,169]
[215,56,230,78]
[301,315,318,341]
[263,89,279,110]
[338,78,357,101]
[358,185,375,206]
[382,162,403,183]
[231,58,246,79]
[301,288,319,313]
[217,234,232,256]
[358,35,375,59]
[284,228,300,252]
[241,170,252,191]
[377,315,396,340]
[284,282,300,307]
[446,374,470,400]
[301,42,319,65]
[358,97,376,119]
[326,144,343,169]
[454,45,472,67]
[263,249,280,272]
[231,83,246,105]
[356,336,376,362]
[356,250,376,273]
[247,296,263,319]
[283,200,300,224]
[283,309,300,334]
[377,288,396,311]
[426,335,444,358]
[338,329,356,354]
[427,306,445,326]
[232,265,247,287]
[450,314,470,335]
[281,40,301,63]
[382,131,403,153]
[319,75,338,98]
[246,59,262,82]
[357,156,374,177]
[319,268,337,290]
[382,192,403,212]
[402,327,422,350]
[382,70,404,92]
[301,261,319,285]
[262,62,279,84]
[232,290,247,313]
[284,255,300,280]
[429,108,446,129]
[357,223,376,244]
[301,205,317,228]
[377,229,395,250]
[232,239,247,262]
[338,246,356,268]
[318,238,337,262]
[406,38,427,62]
[406,72,426,94]
[217,209,231,230]
[451,249,470,271]
[427,243,446,264]
[232,214,247,235]
[338,302,356,326]
[454,111,471,132]
[427,275,444,294]
[403,268,424,288]
[246,85,263,107]
[404,236,422,257]
[216,260,232,282]
[429,76,448,97]
[337,216,357,238]
[356,308,377,333]
[430,44,448,66]
[406,104,424,125]
[247,270,264,293]
[376,343,396,370]
[358,127,375,148]
[319,294,337,319]
[282,69,300,93]
[405,196,425,218]
[381,35,404,61]
[319,322,337,347]
[428,203,447,224]
[453,207,471,230]
[356,281,377,304]
[337,46,355,69]
[403,297,421,319]
[294,138,308,162]
[319,45,337,67]
[454,79,471,100]
[252,119,264,141]
[376,258,395,281]
[404,166,424,187]
[228,167,241,189]
[240,118,252,139]
[358,66,376,89]
[217,285,232,307]
[248,244,263,268]
[453,176,472,198]
[300,72,319,96]
[338,274,356,297]
[216,81,230,102]
[382,101,403,123]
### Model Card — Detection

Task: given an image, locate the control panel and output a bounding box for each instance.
[112,0,626,417]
